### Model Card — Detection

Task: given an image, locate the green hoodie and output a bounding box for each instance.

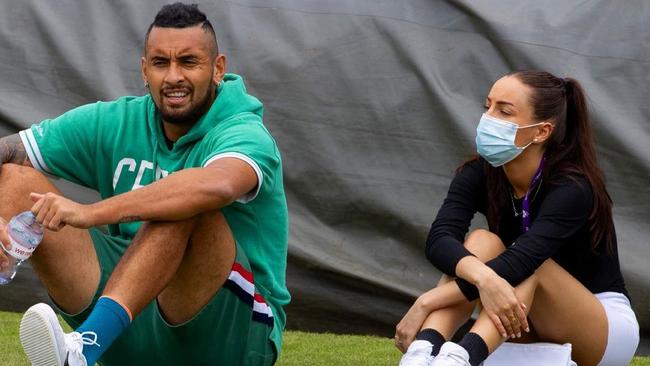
[21,72,289,354]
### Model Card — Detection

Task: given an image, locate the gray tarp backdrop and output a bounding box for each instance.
[0,0,648,348]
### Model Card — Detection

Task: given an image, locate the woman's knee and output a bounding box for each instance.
[464,229,506,262]
[517,271,539,292]
[533,259,563,280]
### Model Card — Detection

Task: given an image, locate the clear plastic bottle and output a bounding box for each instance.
[0,211,43,285]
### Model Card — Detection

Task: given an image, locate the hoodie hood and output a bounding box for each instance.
[147,73,264,152]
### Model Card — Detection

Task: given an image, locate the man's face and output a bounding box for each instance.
[142,25,225,127]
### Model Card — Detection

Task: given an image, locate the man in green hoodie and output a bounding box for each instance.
[0,3,288,365]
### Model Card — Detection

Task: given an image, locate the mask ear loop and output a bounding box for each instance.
[518,139,535,150]
[516,122,546,150]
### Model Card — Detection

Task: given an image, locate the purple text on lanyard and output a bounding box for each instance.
[521,157,546,232]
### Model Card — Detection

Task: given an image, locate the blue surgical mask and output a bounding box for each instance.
[475,113,543,167]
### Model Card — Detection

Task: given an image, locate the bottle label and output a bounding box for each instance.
[4,237,35,261]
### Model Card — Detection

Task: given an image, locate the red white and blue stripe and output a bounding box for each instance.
[223,263,274,326]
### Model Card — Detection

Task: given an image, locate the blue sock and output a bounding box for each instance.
[76,296,131,365]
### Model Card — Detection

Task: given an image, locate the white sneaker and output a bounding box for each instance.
[19,303,97,366]
[399,340,435,366]
[431,342,471,366]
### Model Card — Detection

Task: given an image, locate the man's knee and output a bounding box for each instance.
[136,209,232,248]
[193,209,227,226]
[189,210,234,249]
[138,212,202,236]
[0,163,46,183]
[463,229,506,262]
[0,164,56,215]
[156,210,234,325]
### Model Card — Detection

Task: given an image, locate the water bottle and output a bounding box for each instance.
[0,211,43,285]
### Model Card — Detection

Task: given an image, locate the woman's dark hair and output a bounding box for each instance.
[470,70,614,253]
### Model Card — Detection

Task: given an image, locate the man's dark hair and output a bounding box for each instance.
[144,3,218,55]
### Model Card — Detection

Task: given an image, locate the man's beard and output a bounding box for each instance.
[157,89,214,126]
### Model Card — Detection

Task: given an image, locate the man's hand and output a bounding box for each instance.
[30,192,94,231]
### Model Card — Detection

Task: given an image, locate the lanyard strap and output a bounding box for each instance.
[521,157,545,232]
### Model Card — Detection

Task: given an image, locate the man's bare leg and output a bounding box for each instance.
[0,164,99,314]
[14,163,237,365]
[157,210,235,325]
[101,209,235,322]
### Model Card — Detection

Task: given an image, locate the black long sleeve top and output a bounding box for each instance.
[425,158,628,301]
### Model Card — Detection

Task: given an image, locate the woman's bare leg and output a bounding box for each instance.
[419,229,506,339]
[463,274,538,352]
[465,259,607,366]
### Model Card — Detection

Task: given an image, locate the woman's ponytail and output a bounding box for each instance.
[563,78,614,253]
[514,71,614,254]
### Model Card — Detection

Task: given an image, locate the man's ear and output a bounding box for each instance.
[213,54,226,85]
[141,56,149,88]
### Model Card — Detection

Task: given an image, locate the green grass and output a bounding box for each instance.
[278,331,402,365]
[1,311,648,365]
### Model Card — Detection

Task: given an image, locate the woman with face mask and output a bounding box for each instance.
[395,71,638,366]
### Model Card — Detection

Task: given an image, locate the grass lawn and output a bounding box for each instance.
[1,311,648,365]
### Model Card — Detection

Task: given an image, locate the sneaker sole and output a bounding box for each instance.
[19,304,64,366]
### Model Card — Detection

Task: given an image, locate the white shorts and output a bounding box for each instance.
[596,292,640,366]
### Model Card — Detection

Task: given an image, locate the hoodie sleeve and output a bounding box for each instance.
[19,102,102,190]
[200,114,281,203]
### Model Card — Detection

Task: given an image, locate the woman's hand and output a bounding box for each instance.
[477,272,529,339]
[395,297,430,353]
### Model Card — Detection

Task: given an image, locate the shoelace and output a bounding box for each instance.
[64,331,100,361]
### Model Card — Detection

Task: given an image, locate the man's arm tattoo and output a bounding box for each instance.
[0,134,33,167]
